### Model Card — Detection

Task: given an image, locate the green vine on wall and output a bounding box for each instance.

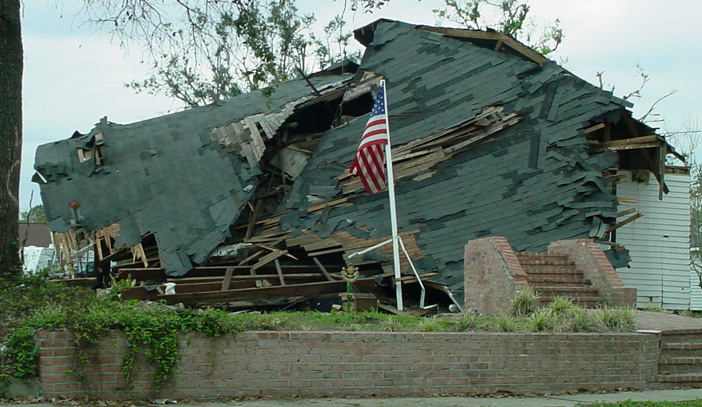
[2,295,245,392]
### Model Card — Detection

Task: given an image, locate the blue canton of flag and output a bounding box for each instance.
[350,83,389,194]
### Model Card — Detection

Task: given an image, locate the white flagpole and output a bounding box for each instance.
[380,79,403,311]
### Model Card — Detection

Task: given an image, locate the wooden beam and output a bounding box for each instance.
[595,135,658,147]
[221,267,234,291]
[617,208,637,217]
[607,213,643,233]
[252,250,288,271]
[604,122,611,142]
[274,259,286,286]
[620,111,669,194]
[245,200,263,239]
[584,122,605,134]
[591,142,660,152]
[312,257,335,281]
[156,278,376,305]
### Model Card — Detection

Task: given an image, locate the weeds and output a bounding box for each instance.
[492,312,520,332]
[527,309,561,332]
[510,289,541,316]
[453,311,479,331]
[548,297,574,315]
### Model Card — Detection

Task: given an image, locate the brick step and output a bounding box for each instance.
[535,287,599,295]
[659,357,702,374]
[516,253,568,261]
[529,280,590,289]
[536,296,602,307]
[662,343,702,357]
[518,259,575,267]
[526,275,586,285]
[663,333,702,343]
[522,265,578,274]
[655,373,702,385]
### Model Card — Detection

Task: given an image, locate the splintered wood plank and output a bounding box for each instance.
[312,257,335,281]
[251,250,288,271]
[617,208,637,217]
[221,267,234,291]
[584,122,605,134]
[238,249,265,265]
[607,212,643,232]
[274,259,286,286]
[245,200,263,239]
[156,278,376,305]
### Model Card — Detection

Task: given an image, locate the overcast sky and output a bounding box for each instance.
[20,0,702,211]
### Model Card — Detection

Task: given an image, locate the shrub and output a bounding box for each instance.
[492,312,519,332]
[566,305,600,333]
[547,296,574,315]
[510,289,541,316]
[592,306,637,332]
[527,308,562,332]
[453,311,479,332]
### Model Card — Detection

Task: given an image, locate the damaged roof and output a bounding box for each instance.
[277,20,643,300]
[34,73,352,275]
[36,19,674,306]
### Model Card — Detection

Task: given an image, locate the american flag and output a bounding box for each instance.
[350,83,389,194]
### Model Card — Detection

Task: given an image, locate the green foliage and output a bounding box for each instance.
[452,311,479,331]
[592,306,637,332]
[492,312,519,332]
[432,0,563,56]
[547,296,573,315]
[580,399,702,407]
[510,289,541,316]
[566,304,600,333]
[18,204,47,223]
[526,308,561,332]
[0,274,640,393]
[87,0,358,107]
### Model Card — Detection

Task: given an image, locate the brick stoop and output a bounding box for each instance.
[517,252,602,307]
[653,329,702,389]
[464,237,635,314]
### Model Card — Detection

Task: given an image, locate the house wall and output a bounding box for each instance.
[36,330,659,400]
[616,172,691,310]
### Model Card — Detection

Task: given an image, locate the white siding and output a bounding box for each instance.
[616,172,691,310]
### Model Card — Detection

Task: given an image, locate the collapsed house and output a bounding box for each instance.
[34,19,689,311]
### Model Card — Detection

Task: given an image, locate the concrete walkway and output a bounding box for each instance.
[636,311,702,331]
[4,389,702,407]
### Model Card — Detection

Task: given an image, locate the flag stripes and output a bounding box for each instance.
[350,83,389,194]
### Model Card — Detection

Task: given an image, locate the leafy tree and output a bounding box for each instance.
[19,205,48,224]
[80,0,358,107]
[433,0,563,56]
[0,0,23,277]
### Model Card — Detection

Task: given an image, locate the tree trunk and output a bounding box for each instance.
[0,0,23,276]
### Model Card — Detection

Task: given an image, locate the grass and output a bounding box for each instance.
[579,400,702,407]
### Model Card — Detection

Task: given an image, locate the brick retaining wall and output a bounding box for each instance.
[36,330,660,399]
